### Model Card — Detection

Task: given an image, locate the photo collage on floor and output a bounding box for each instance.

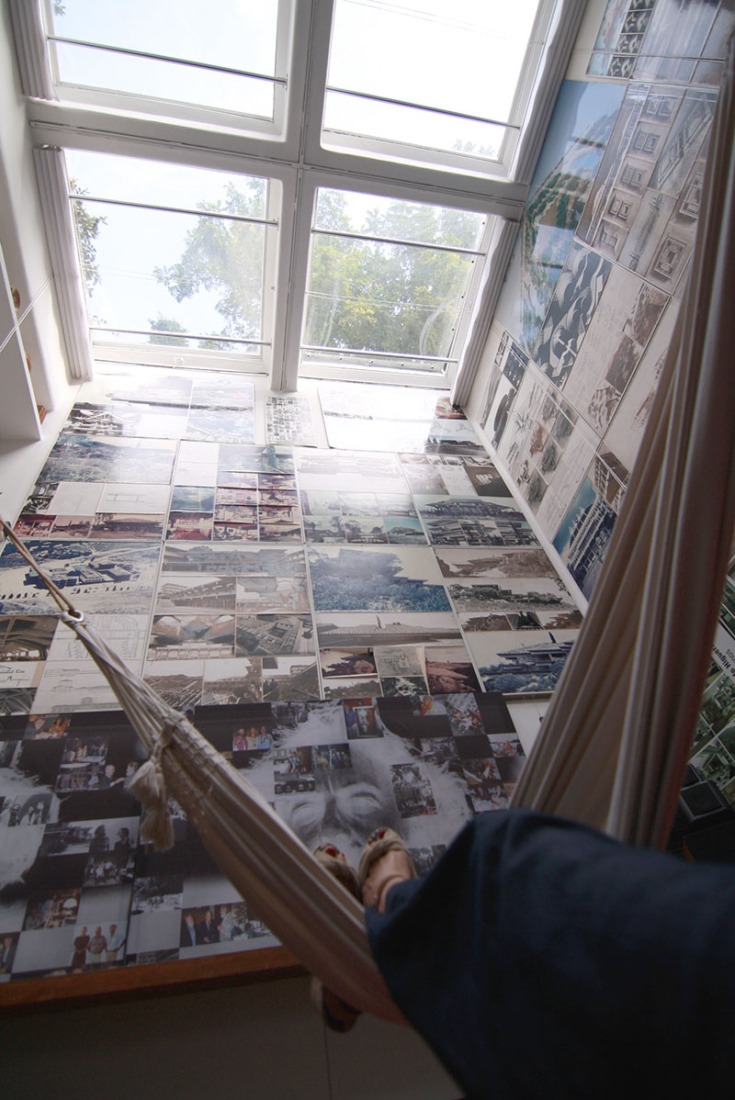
[0,369,580,982]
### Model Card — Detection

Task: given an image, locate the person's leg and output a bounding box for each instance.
[311,844,363,1032]
[358,827,416,910]
[365,809,735,1099]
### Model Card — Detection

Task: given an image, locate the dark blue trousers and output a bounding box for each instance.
[366,810,735,1099]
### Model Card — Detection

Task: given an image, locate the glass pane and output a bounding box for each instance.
[66,150,268,216]
[48,0,279,119]
[54,43,275,119]
[67,154,271,352]
[314,189,486,250]
[300,348,448,373]
[304,230,477,362]
[324,92,507,163]
[327,0,541,150]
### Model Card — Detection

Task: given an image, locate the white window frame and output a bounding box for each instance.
[9,0,585,395]
[40,0,295,140]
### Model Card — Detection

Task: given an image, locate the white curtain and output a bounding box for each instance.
[513,46,735,849]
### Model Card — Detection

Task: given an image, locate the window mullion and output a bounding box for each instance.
[272,172,316,393]
[8,0,55,99]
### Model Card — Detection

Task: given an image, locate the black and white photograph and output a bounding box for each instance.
[266,393,321,446]
[447,576,577,615]
[314,611,462,651]
[533,243,613,390]
[143,660,204,711]
[434,546,559,581]
[561,267,668,434]
[261,657,320,701]
[0,540,162,616]
[202,658,263,705]
[235,613,314,657]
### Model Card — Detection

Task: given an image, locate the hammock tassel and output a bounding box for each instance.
[128,725,175,851]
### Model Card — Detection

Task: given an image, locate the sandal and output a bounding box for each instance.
[311,843,362,1033]
[358,827,417,912]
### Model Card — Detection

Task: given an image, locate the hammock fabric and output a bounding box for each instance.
[512,44,735,849]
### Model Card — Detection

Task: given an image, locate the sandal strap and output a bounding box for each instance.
[358,828,416,893]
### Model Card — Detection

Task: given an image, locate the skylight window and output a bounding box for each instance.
[11,1,578,390]
[44,0,286,129]
[323,0,545,172]
[66,151,278,367]
[301,188,489,376]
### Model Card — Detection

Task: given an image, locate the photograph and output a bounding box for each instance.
[191,377,255,410]
[295,449,408,495]
[307,545,451,613]
[171,486,216,512]
[41,434,178,486]
[561,267,669,435]
[266,394,320,446]
[0,615,58,662]
[465,629,578,695]
[235,613,314,657]
[218,444,294,476]
[90,514,166,540]
[319,648,378,679]
[155,574,237,614]
[322,676,383,701]
[131,874,184,915]
[434,547,558,581]
[447,576,576,614]
[315,611,462,651]
[148,613,236,660]
[142,660,204,711]
[185,410,255,444]
[343,701,382,739]
[533,243,613,389]
[424,646,481,695]
[390,763,438,819]
[261,657,320,701]
[373,645,425,680]
[381,675,429,698]
[552,475,618,598]
[202,658,263,705]
[0,540,163,617]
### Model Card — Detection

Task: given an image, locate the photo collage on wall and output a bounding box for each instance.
[481,0,734,602]
[688,576,735,810]
[0,691,522,982]
[0,364,581,983]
